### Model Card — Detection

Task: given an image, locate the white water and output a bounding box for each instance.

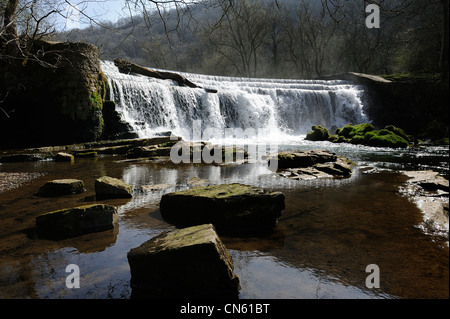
[101,60,370,143]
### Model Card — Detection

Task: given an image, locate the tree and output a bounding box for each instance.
[320,0,449,80]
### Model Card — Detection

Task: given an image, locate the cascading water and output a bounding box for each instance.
[101,60,370,143]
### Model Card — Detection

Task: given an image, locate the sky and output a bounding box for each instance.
[63,0,139,30]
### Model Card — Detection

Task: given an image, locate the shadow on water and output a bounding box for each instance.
[0,143,448,299]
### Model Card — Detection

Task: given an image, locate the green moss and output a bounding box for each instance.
[337,123,375,139]
[305,125,330,141]
[364,130,409,148]
[384,125,410,142]
[174,183,269,199]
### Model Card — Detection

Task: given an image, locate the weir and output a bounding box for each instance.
[101,60,370,142]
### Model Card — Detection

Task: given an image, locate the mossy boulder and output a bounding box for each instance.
[54,152,74,163]
[38,179,85,197]
[160,184,285,235]
[95,176,133,199]
[364,129,409,148]
[269,149,337,169]
[36,204,118,239]
[330,123,410,148]
[127,224,240,299]
[305,125,330,141]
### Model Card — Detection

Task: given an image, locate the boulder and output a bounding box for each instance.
[269,149,337,169]
[127,224,240,299]
[305,125,330,141]
[95,176,133,199]
[38,179,85,197]
[268,150,354,181]
[36,204,118,239]
[160,184,285,234]
[54,152,75,162]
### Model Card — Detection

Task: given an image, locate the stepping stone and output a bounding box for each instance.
[36,204,118,239]
[95,176,132,199]
[38,179,85,197]
[160,183,285,235]
[127,224,240,299]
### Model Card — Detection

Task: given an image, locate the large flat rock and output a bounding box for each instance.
[95,176,132,199]
[38,179,85,197]
[160,184,285,235]
[36,204,118,239]
[127,224,240,299]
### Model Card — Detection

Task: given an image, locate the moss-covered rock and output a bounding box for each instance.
[329,123,410,148]
[127,224,240,299]
[38,179,85,197]
[36,204,118,239]
[95,176,132,199]
[160,184,285,235]
[305,125,330,141]
[364,129,409,148]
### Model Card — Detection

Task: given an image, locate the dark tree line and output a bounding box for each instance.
[1,0,448,80]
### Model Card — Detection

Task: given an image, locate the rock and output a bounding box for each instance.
[73,151,98,158]
[38,179,85,197]
[127,224,240,299]
[268,150,354,180]
[400,170,449,237]
[329,123,410,148]
[187,177,210,187]
[0,154,44,163]
[160,184,285,234]
[54,152,74,162]
[36,204,118,239]
[95,176,133,199]
[305,125,330,141]
[269,149,337,169]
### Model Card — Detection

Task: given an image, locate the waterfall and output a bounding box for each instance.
[101,60,370,143]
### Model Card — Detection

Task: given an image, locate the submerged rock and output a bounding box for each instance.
[36,204,118,239]
[127,224,240,299]
[160,184,285,235]
[38,179,85,197]
[95,176,133,199]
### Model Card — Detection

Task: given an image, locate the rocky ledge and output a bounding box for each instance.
[400,170,449,239]
[160,184,285,235]
[268,149,354,180]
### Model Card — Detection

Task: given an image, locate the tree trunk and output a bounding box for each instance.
[440,0,449,81]
[3,0,20,57]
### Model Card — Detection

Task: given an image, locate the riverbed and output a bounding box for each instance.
[0,140,448,299]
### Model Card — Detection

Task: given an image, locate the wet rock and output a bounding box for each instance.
[38,179,85,197]
[0,154,44,163]
[36,204,118,239]
[127,224,240,299]
[73,151,98,158]
[187,177,210,187]
[95,176,132,199]
[270,149,337,169]
[400,170,449,236]
[54,152,74,162]
[269,150,354,181]
[160,183,285,235]
[305,125,330,141]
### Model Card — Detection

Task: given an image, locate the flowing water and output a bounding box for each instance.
[0,62,448,299]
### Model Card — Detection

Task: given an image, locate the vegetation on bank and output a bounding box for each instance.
[306,123,449,148]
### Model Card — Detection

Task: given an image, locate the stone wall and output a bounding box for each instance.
[0,40,108,148]
[319,73,449,140]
